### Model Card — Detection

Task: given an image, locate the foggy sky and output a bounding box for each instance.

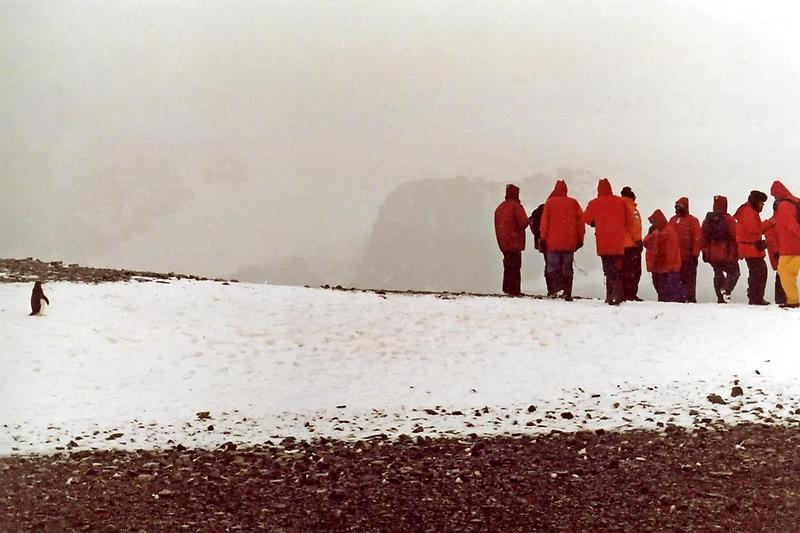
[3,1,800,287]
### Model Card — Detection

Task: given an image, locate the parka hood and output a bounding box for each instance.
[770,180,797,201]
[597,178,613,196]
[505,184,520,201]
[648,209,669,230]
[675,197,690,213]
[712,195,728,214]
[550,180,568,198]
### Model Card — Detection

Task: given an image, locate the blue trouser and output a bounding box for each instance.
[545,251,574,276]
[545,251,574,295]
[653,272,684,302]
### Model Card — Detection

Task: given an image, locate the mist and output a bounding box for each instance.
[3,1,800,294]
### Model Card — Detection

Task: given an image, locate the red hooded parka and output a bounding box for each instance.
[770,180,800,256]
[494,184,529,253]
[669,197,702,261]
[540,180,585,252]
[583,179,633,256]
[643,209,682,273]
[701,195,738,264]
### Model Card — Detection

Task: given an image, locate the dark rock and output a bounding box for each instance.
[707,394,726,405]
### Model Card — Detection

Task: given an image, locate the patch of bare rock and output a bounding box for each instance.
[3,424,800,531]
[0,258,235,284]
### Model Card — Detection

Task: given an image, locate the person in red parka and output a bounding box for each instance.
[540,179,585,301]
[764,202,785,305]
[494,183,529,296]
[583,178,633,305]
[643,209,684,302]
[733,190,773,305]
[701,195,740,303]
[770,180,800,308]
[669,197,702,302]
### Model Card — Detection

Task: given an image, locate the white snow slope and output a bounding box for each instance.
[2,281,798,455]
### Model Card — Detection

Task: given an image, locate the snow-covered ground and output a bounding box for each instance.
[2,280,799,455]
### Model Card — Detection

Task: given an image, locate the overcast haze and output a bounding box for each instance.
[4,1,800,291]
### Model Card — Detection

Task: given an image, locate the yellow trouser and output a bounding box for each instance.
[778,255,800,305]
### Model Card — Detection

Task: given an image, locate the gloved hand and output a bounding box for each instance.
[755,240,767,251]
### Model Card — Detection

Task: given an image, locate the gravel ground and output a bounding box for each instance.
[3,424,800,532]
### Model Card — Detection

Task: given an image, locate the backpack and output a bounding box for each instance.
[703,212,730,242]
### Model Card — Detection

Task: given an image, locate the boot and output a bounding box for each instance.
[563,274,573,302]
[609,276,623,305]
[545,272,557,298]
[713,271,725,303]
[552,271,564,298]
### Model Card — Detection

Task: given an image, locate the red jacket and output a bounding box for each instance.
[643,209,681,273]
[733,201,773,259]
[765,222,779,270]
[583,178,633,256]
[771,180,800,256]
[701,195,738,264]
[669,197,702,261]
[494,184,528,253]
[540,180,585,252]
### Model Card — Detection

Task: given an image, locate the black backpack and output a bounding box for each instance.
[703,212,730,242]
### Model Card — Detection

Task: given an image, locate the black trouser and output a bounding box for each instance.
[502,251,522,295]
[745,258,768,304]
[622,245,642,300]
[679,258,698,303]
[775,273,787,305]
[601,255,624,305]
[711,261,740,302]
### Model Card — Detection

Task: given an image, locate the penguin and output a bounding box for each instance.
[29,281,49,316]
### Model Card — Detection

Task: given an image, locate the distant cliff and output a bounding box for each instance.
[354,170,602,293]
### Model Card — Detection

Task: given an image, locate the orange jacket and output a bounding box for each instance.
[540,180,585,252]
[622,197,643,248]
